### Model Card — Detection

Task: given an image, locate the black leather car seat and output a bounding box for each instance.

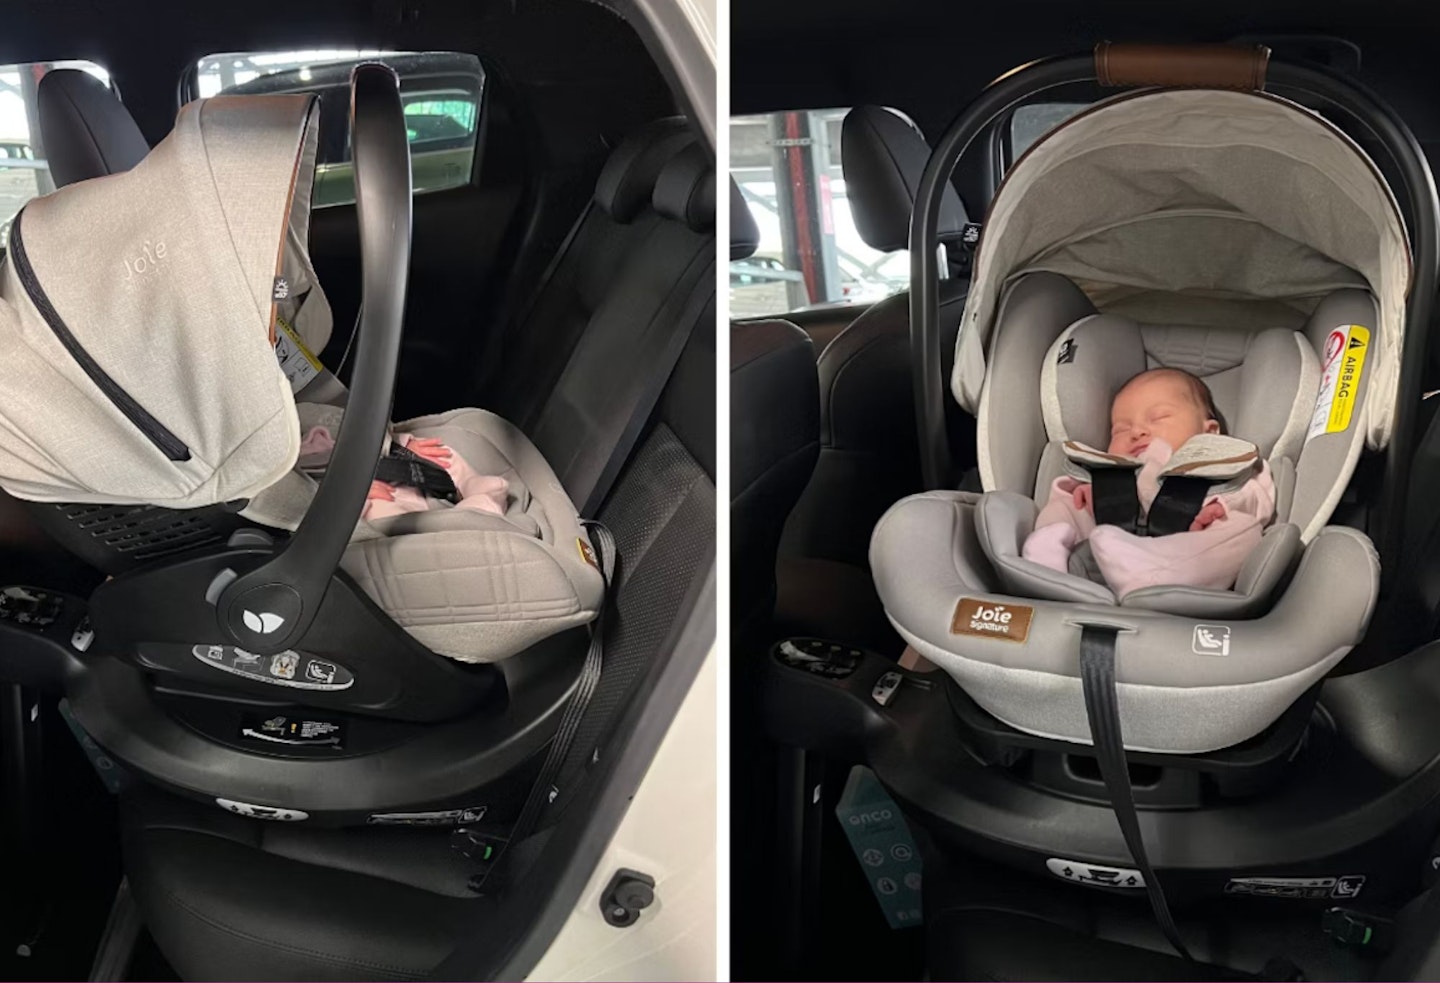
[772,105,972,649]
[730,180,819,643]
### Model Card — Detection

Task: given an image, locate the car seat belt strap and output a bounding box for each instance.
[473,520,616,892]
[1079,625,1194,961]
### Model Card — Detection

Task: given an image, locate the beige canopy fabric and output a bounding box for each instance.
[0,94,329,507]
[955,88,1410,453]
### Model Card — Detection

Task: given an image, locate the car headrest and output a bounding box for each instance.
[37,69,150,188]
[594,117,695,223]
[1040,315,1318,463]
[653,142,715,232]
[730,179,760,260]
[841,105,968,253]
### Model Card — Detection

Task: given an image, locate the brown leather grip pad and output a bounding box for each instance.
[1095,42,1270,91]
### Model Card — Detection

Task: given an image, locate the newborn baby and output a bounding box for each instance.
[1021,367,1275,596]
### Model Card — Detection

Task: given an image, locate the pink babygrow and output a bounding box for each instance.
[1021,438,1276,597]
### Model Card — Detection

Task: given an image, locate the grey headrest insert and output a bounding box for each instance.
[37,69,150,188]
[841,105,968,253]
[653,142,715,232]
[730,179,760,260]
[594,117,694,223]
[1041,312,1316,461]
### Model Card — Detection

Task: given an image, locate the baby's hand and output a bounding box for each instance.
[405,437,453,468]
[1190,500,1227,531]
[1072,484,1093,513]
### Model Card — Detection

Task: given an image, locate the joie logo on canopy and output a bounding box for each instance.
[951,598,1034,643]
[121,239,168,287]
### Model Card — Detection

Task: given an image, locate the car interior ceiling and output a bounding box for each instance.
[0,1,715,979]
[730,2,1440,981]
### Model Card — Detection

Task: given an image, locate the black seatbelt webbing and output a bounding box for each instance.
[473,520,616,892]
[579,256,715,517]
[1079,625,1194,961]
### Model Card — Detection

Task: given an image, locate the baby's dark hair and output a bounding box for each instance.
[1119,367,1227,434]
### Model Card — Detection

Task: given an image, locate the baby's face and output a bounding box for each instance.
[1108,373,1218,457]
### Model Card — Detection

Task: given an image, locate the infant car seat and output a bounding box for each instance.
[871,86,1411,755]
[0,72,603,723]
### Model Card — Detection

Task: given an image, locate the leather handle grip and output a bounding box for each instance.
[1095,42,1271,91]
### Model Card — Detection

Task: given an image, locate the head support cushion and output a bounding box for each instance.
[594,117,695,222]
[653,142,715,232]
[841,105,968,253]
[1040,314,1317,461]
[37,69,150,188]
[730,179,760,260]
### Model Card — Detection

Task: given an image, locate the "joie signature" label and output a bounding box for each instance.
[950,598,1034,643]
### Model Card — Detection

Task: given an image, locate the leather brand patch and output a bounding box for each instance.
[950,598,1034,643]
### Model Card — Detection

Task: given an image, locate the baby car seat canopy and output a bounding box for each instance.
[957,88,1410,452]
[0,94,328,508]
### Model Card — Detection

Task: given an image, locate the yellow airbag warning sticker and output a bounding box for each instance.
[951,598,1033,643]
[1308,324,1370,441]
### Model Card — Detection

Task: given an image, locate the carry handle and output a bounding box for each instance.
[215,62,412,654]
[1095,42,1271,91]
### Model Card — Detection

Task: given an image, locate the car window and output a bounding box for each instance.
[196,51,485,207]
[730,107,910,319]
[0,60,112,248]
[1007,102,1089,167]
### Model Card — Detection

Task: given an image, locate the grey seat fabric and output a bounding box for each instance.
[871,271,1384,753]
[36,68,149,187]
[779,106,971,570]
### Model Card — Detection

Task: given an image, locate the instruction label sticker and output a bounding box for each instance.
[951,598,1033,643]
[275,315,322,393]
[1308,325,1370,440]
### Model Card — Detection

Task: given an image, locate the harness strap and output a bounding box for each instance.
[373,444,460,503]
[1089,467,1142,533]
[1146,476,1213,536]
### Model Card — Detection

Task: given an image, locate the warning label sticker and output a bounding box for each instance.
[275,315,322,393]
[950,598,1033,643]
[1308,325,1370,440]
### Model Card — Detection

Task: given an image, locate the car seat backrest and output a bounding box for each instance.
[527,140,717,512]
[487,118,696,428]
[780,106,970,566]
[729,180,817,638]
[37,69,149,187]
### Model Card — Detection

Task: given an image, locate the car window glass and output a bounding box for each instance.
[731,108,909,319]
[0,60,112,248]
[196,51,485,207]
[1007,102,1088,166]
